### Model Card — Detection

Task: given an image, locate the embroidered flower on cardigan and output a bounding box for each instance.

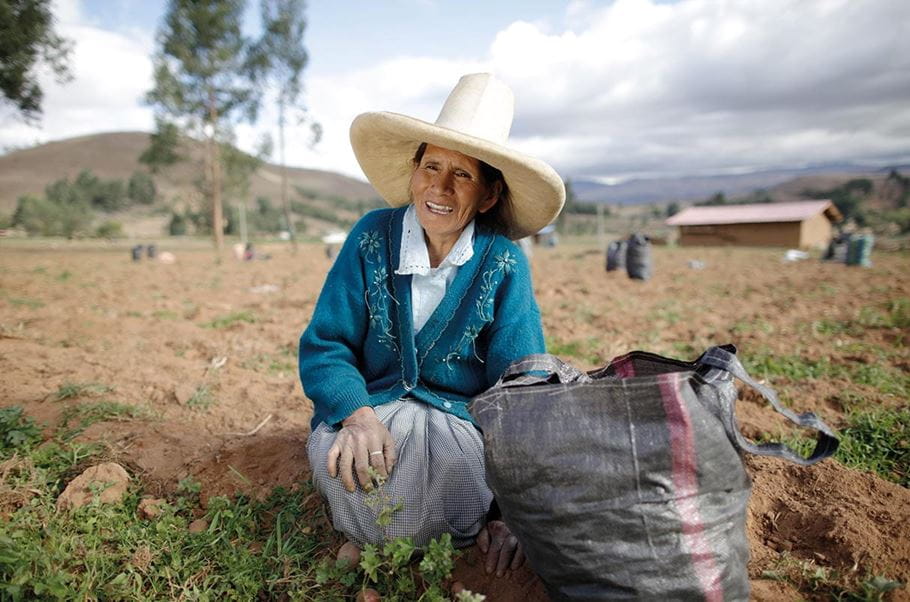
[360,230,398,352]
[444,249,516,369]
[358,229,382,260]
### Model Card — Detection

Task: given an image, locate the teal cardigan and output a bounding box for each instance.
[299,207,545,430]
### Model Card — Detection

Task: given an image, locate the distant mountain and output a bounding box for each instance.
[0,131,379,235]
[572,164,905,206]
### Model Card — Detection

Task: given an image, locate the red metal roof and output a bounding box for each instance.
[665,200,841,226]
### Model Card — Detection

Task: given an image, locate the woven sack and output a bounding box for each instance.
[626,233,651,280]
[470,345,838,601]
[606,240,627,272]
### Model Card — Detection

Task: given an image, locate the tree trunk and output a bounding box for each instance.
[279,98,297,253]
[208,88,224,253]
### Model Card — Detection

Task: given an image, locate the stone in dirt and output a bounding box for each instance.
[137,497,166,519]
[56,462,130,511]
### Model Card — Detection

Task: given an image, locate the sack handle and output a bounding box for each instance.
[496,354,591,387]
[697,346,839,465]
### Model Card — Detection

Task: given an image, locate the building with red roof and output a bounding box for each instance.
[665,200,843,248]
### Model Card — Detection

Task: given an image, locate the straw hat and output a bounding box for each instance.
[350,73,565,240]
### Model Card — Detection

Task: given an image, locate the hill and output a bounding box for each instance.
[573,165,908,207]
[0,131,379,237]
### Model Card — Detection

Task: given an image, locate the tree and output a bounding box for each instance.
[0,0,73,122]
[250,0,320,251]
[128,171,157,205]
[145,0,261,253]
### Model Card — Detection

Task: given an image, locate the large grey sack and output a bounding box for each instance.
[470,346,839,601]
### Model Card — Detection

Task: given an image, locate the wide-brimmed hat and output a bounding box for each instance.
[350,73,565,240]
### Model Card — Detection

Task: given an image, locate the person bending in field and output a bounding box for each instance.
[299,73,565,577]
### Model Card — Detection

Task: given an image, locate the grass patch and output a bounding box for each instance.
[0,407,43,456]
[857,298,910,329]
[201,310,257,329]
[151,309,179,320]
[546,336,602,365]
[743,350,909,399]
[762,553,903,601]
[768,405,909,487]
[835,407,909,487]
[58,401,152,440]
[7,296,44,309]
[241,349,297,376]
[0,409,477,601]
[186,385,216,410]
[50,382,113,402]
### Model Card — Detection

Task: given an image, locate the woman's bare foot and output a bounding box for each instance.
[477,520,525,577]
[337,541,362,568]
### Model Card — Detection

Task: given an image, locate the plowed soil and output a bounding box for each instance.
[1,241,908,600]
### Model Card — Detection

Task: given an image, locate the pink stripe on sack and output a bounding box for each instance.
[612,355,636,378]
[658,372,724,602]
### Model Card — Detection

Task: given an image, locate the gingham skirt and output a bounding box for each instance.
[307,399,492,548]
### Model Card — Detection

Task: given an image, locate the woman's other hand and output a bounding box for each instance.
[477,520,525,577]
[327,406,396,492]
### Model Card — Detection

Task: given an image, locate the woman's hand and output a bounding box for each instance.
[477,520,525,577]
[327,406,396,492]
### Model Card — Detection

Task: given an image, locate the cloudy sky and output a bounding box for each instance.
[1,0,909,184]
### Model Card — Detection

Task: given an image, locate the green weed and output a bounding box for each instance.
[186,385,216,410]
[151,309,179,320]
[546,336,602,365]
[761,553,903,601]
[58,401,151,439]
[202,310,257,329]
[836,407,909,487]
[0,406,43,457]
[857,298,910,329]
[50,382,113,401]
[7,296,44,309]
[56,270,72,282]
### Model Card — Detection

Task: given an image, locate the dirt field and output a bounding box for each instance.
[1,239,908,600]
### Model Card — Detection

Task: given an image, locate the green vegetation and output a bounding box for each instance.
[185,385,216,410]
[835,407,909,487]
[50,382,113,402]
[762,553,903,601]
[58,401,152,439]
[0,407,42,454]
[0,0,73,122]
[9,169,155,238]
[546,335,603,365]
[201,310,257,329]
[0,403,477,601]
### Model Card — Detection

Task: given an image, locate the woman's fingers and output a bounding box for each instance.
[368,442,388,479]
[382,431,397,474]
[510,541,526,571]
[482,520,522,577]
[326,442,341,478]
[339,443,356,493]
[352,439,373,491]
[477,526,490,554]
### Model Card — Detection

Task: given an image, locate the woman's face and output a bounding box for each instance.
[409,144,499,244]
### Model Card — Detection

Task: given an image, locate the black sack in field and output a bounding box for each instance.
[470,345,838,601]
[626,232,651,279]
[606,240,626,271]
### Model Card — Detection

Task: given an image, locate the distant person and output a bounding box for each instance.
[298,73,565,577]
[244,242,255,261]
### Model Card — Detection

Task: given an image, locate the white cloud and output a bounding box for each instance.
[2,0,908,183]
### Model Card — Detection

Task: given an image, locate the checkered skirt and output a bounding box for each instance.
[307,399,492,548]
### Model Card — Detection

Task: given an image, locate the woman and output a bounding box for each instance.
[299,73,565,577]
